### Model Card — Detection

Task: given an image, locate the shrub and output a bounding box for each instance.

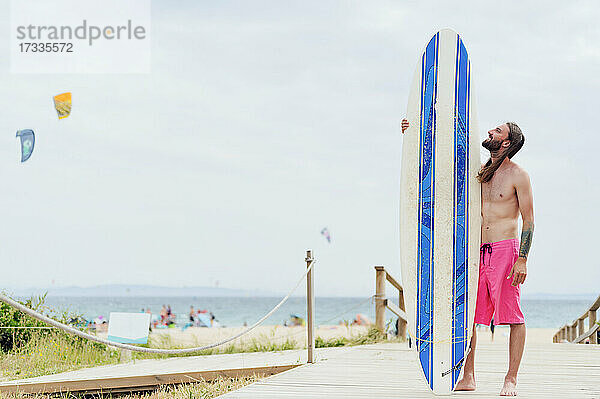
[0,294,50,352]
[0,293,93,353]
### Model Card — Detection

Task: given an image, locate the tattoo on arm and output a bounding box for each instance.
[519,221,534,258]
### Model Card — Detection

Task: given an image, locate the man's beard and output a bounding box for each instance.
[482,138,502,152]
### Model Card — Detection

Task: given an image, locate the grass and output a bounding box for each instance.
[0,329,119,380]
[0,375,264,399]
[142,326,394,357]
[134,330,301,360]
[0,295,395,398]
[316,326,394,348]
[0,326,393,382]
[0,294,399,384]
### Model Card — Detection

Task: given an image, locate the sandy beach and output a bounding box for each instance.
[148,325,371,348]
[144,325,557,349]
[475,325,556,344]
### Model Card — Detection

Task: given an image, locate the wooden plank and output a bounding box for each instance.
[385,273,403,294]
[573,323,599,344]
[384,300,407,323]
[4,331,600,398]
[0,347,320,394]
[0,365,299,395]
[219,339,600,398]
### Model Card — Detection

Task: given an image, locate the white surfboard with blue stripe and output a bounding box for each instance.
[400,29,481,395]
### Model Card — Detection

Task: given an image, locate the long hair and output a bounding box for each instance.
[477,122,525,183]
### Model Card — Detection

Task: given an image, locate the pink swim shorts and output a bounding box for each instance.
[474,238,525,326]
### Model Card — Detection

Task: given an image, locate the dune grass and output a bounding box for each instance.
[0,329,119,380]
[129,329,301,361]
[0,325,392,382]
[316,325,390,347]
[0,296,396,383]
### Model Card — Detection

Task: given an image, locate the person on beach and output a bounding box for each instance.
[401,120,534,396]
[160,305,168,324]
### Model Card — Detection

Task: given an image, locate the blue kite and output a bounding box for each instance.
[321,227,331,243]
[16,129,35,162]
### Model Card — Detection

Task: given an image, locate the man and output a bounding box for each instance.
[401,119,534,396]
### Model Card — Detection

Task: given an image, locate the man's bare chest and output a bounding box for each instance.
[482,177,516,203]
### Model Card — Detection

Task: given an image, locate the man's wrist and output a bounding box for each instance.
[518,255,527,260]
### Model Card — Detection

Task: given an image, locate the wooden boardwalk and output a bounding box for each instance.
[1,330,598,397]
[0,348,309,394]
[220,335,600,398]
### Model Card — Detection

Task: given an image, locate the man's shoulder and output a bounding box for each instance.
[506,160,526,174]
[507,161,530,184]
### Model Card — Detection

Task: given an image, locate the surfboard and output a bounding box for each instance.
[399,29,482,395]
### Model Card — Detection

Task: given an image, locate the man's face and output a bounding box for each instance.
[483,123,510,152]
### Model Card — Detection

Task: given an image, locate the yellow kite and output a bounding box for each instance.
[53,92,72,119]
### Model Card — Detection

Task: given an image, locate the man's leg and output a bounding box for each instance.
[500,323,526,396]
[454,325,477,391]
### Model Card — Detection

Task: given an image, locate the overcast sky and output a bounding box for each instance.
[1,1,598,297]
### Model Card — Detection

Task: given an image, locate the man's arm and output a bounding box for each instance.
[508,169,534,286]
[516,170,534,258]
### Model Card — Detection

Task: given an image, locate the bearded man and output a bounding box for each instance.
[401,119,534,396]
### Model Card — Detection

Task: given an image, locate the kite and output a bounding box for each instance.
[53,92,72,119]
[16,129,35,162]
[320,227,331,243]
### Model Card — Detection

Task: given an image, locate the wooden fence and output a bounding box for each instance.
[553,294,600,344]
[374,266,407,337]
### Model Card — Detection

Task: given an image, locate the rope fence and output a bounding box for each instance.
[0,259,315,355]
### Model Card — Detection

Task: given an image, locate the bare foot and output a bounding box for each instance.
[454,374,476,391]
[500,376,518,396]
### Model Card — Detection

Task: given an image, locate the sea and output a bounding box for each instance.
[24,296,592,329]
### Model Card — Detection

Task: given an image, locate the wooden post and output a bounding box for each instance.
[568,325,574,342]
[375,266,386,332]
[590,310,597,344]
[560,327,565,342]
[577,319,585,342]
[305,250,315,363]
[398,288,407,339]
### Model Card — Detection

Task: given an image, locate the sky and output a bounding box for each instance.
[0,0,598,297]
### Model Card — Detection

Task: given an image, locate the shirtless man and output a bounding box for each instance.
[401,119,534,396]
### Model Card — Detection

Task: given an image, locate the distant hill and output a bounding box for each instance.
[4,286,596,300]
[4,284,277,298]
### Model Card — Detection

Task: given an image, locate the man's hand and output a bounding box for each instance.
[507,257,527,286]
[401,119,409,134]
